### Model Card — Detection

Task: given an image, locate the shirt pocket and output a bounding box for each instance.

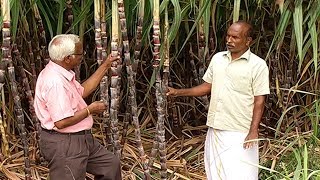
[227,68,250,93]
[70,92,79,111]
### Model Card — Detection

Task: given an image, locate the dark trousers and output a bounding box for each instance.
[40,130,121,180]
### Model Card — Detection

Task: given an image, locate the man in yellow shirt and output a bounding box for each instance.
[167,21,270,180]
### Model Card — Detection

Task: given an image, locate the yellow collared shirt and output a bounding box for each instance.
[203,49,270,132]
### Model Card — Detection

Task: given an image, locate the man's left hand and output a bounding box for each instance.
[243,131,258,149]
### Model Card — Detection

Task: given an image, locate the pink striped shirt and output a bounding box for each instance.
[34,61,93,133]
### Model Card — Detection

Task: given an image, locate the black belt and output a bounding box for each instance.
[41,128,91,135]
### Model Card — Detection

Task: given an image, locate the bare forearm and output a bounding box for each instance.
[54,101,106,129]
[54,108,89,129]
[82,63,108,98]
[249,96,266,133]
[175,82,211,97]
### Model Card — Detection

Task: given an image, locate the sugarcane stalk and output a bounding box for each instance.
[64,0,74,33]
[148,1,161,169]
[8,66,31,180]
[117,0,132,155]
[110,0,121,158]
[154,74,167,180]
[100,0,112,150]
[120,113,130,146]
[198,0,206,78]
[31,0,50,65]
[159,6,170,180]
[150,0,167,179]
[2,0,31,178]
[79,0,86,42]
[196,0,209,111]
[198,0,205,62]
[162,8,180,138]
[133,0,145,76]
[65,0,81,81]
[95,0,112,149]
[189,45,209,111]
[266,52,277,137]
[167,80,180,136]
[0,63,9,158]
[21,16,37,94]
[118,0,129,65]
[0,63,8,138]
[127,1,150,176]
[283,33,295,111]
[29,12,43,75]
[126,2,150,176]
[148,9,160,171]
[162,7,169,92]
[12,44,41,163]
[100,75,112,148]
[124,50,151,177]
[101,0,108,60]
[95,0,103,66]
[118,0,130,151]
[126,55,151,178]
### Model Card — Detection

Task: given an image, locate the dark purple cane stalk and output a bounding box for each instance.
[117,1,149,175]
[0,62,9,158]
[2,1,31,178]
[150,1,167,179]
[110,0,121,158]
[12,44,41,163]
[100,0,112,150]
[31,1,50,65]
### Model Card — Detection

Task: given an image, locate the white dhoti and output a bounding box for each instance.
[204,128,259,180]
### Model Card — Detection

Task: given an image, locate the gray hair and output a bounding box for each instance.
[48,34,80,61]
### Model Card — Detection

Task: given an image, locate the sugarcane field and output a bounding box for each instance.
[0,0,320,179]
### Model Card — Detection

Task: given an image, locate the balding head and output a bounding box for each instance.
[233,20,253,38]
[48,34,81,61]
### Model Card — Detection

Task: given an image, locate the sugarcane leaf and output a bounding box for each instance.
[266,3,291,60]
[233,0,241,22]
[293,149,302,180]
[303,144,308,180]
[11,0,20,41]
[177,0,211,56]
[36,0,54,37]
[307,2,320,78]
[203,0,211,60]
[72,0,93,32]
[168,0,182,47]
[56,0,65,34]
[293,0,303,72]
[307,170,320,180]
[275,105,300,137]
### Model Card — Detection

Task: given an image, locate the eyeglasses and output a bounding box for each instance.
[71,51,86,56]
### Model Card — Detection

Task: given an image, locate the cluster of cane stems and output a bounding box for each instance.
[2,0,31,178]
[149,0,168,179]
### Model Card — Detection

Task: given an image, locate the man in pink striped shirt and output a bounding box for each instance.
[34,34,121,180]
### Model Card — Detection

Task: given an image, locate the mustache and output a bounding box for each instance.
[226,43,234,47]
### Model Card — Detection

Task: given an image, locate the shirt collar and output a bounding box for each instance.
[223,48,251,61]
[47,60,75,81]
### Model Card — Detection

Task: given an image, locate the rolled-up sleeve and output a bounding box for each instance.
[252,62,270,96]
[203,57,215,83]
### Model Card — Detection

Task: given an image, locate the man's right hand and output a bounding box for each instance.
[54,101,107,129]
[87,101,107,115]
[103,54,120,69]
[166,87,178,96]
